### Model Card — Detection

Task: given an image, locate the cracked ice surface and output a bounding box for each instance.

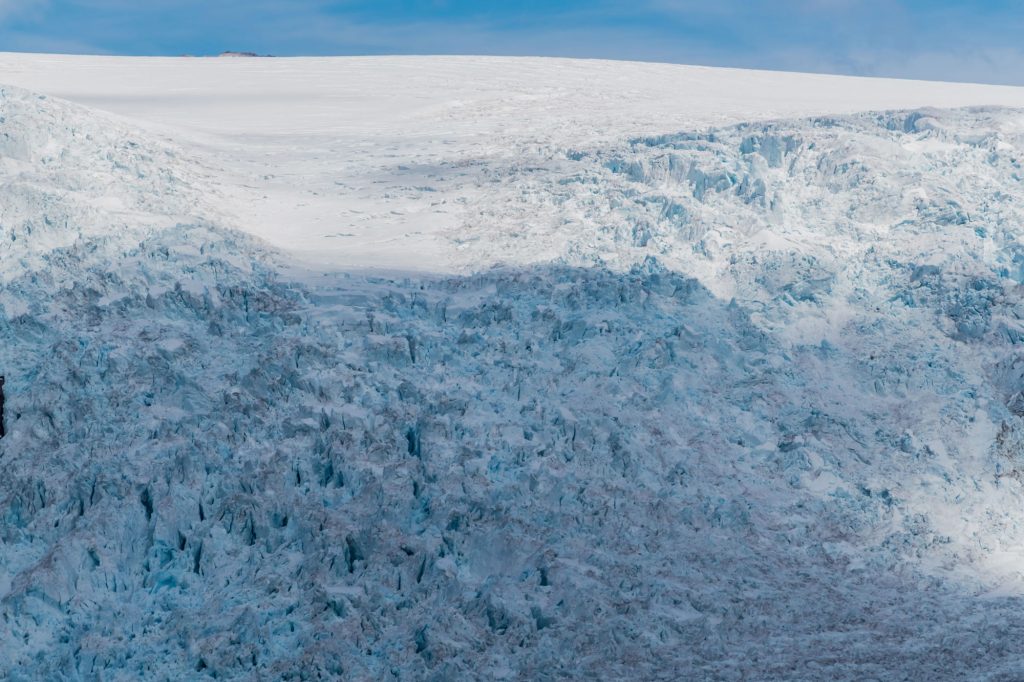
[5,65,1024,679]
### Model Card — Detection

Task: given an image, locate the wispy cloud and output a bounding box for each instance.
[0,0,46,22]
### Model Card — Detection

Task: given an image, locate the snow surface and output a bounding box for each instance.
[5,56,1024,679]
[6,54,1024,272]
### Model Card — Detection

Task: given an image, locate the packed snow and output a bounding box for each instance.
[4,56,1024,679]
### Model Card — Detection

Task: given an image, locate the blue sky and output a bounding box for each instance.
[1,1,1022,85]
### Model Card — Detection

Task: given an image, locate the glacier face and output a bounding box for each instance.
[5,84,1024,680]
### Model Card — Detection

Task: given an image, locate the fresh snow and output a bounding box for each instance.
[4,55,1024,679]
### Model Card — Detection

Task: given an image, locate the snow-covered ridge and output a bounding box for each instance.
[6,63,1024,679]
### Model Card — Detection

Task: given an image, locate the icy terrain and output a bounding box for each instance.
[6,54,1024,271]
[5,58,1024,679]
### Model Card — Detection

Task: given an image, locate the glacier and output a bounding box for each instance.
[4,58,1024,679]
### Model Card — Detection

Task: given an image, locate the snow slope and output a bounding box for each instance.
[5,57,1024,679]
[6,54,1024,271]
